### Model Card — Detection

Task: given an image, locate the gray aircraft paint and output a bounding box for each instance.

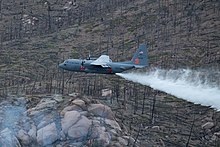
[59,44,148,74]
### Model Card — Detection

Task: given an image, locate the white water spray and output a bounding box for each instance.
[117,69,220,111]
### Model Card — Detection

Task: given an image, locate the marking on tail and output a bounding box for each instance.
[135,58,139,64]
[139,51,143,54]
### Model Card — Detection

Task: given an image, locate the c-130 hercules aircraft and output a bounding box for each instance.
[59,44,148,74]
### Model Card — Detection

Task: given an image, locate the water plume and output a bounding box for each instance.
[117,68,220,111]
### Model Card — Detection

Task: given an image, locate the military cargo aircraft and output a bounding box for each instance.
[59,44,148,74]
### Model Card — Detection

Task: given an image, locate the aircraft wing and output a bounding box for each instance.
[91,55,111,67]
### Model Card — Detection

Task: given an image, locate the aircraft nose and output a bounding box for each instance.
[59,63,64,69]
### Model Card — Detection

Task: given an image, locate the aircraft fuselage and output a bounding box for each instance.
[59,44,148,74]
[59,59,134,74]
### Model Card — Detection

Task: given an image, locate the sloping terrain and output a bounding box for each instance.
[0,0,220,146]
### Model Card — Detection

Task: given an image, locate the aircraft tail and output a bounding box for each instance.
[131,44,148,68]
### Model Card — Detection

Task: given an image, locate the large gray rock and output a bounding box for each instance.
[202,122,214,130]
[91,125,106,138]
[104,118,121,132]
[68,93,79,97]
[16,129,30,145]
[37,122,59,146]
[28,124,37,140]
[60,99,86,116]
[27,98,57,116]
[37,114,55,129]
[37,120,48,130]
[88,104,114,120]
[34,98,57,111]
[16,97,28,106]
[97,131,111,146]
[67,115,92,141]
[118,137,128,146]
[211,135,217,142]
[91,125,111,146]
[214,131,220,137]
[27,98,59,127]
[60,105,83,116]
[52,94,63,103]
[61,111,81,134]
[122,136,135,145]
[0,128,21,147]
[93,117,121,132]
[71,99,86,109]
[27,98,56,119]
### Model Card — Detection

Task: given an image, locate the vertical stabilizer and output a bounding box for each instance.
[131,44,148,67]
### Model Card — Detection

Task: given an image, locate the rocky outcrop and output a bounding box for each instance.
[61,111,81,134]
[0,128,21,147]
[67,115,91,140]
[0,94,133,147]
[88,104,115,120]
[17,129,30,145]
[202,122,214,130]
[37,122,59,146]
